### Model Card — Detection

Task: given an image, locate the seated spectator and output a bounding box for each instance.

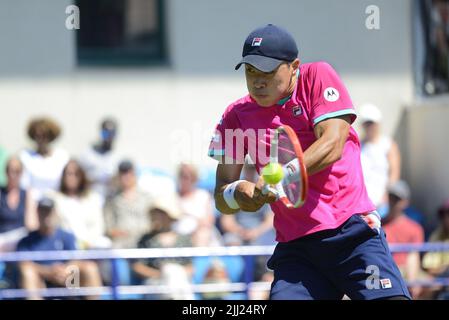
[220,164,275,244]
[220,164,275,282]
[220,205,274,246]
[191,232,244,300]
[422,199,449,299]
[200,258,232,300]
[174,164,220,245]
[17,197,102,300]
[0,156,38,252]
[0,145,8,187]
[132,197,193,300]
[382,180,426,299]
[51,159,111,249]
[104,160,153,249]
[79,118,120,200]
[19,117,69,200]
[359,104,401,218]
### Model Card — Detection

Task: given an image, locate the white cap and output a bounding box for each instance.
[150,196,182,220]
[359,103,382,123]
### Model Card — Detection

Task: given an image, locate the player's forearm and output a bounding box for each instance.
[214,185,241,215]
[304,136,343,176]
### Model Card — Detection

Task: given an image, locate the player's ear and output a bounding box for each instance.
[291,59,300,74]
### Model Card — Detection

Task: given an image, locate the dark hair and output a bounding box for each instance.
[438,199,449,219]
[60,159,90,197]
[101,117,118,131]
[27,117,61,143]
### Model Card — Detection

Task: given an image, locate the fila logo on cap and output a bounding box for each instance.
[324,87,339,102]
[380,278,392,289]
[252,37,263,46]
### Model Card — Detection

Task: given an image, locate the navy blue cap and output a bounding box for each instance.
[38,197,55,210]
[235,24,298,73]
[118,159,134,173]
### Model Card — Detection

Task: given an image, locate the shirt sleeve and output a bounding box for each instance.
[208,105,247,164]
[308,62,357,126]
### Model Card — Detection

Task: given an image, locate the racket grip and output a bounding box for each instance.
[261,184,280,199]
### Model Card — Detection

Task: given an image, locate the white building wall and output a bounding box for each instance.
[0,0,415,177]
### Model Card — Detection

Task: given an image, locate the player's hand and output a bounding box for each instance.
[234,179,276,212]
[233,181,265,212]
[255,176,278,204]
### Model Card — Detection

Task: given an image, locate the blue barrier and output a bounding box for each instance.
[1,243,449,300]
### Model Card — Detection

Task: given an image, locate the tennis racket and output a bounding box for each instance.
[261,125,308,209]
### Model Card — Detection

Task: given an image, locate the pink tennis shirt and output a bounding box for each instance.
[209,62,376,242]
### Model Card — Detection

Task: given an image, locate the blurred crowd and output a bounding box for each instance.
[359,103,449,300]
[422,0,449,95]
[0,108,449,300]
[0,116,275,300]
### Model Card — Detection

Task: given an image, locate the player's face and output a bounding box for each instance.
[245,61,298,107]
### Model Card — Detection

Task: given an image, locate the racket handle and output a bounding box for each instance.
[261,184,280,200]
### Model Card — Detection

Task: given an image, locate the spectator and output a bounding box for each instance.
[220,164,275,281]
[174,164,219,243]
[17,197,102,300]
[191,232,245,300]
[51,159,111,249]
[79,118,120,200]
[0,156,38,252]
[19,117,69,200]
[382,180,426,299]
[132,197,193,300]
[422,199,449,299]
[220,205,274,246]
[0,145,8,187]
[360,104,401,217]
[200,258,232,300]
[104,160,152,249]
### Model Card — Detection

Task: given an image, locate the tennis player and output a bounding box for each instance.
[208,24,411,300]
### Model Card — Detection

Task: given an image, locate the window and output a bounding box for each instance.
[76,0,167,66]
[418,0,449,95]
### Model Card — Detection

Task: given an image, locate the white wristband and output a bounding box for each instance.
[223,180,245,210]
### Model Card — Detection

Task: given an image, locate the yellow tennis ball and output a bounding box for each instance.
[262,163,284,185]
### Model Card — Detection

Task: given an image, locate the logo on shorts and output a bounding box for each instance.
[324,87,340,102]
[380,278,392,289]
[252,37,263,46]
[292,105,303,116]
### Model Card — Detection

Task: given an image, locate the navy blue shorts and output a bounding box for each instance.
[267,214,411,300]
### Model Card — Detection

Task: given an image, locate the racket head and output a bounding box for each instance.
[271,125,308,208]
